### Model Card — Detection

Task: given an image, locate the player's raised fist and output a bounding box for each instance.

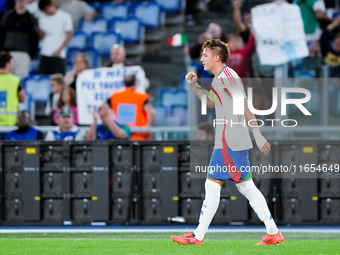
[185,71,198,86]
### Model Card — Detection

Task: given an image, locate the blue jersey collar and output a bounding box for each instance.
[217,65,228,77]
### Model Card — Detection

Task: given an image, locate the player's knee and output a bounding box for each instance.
[235,179,255,194]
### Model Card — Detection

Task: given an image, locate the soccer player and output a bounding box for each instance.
[171,39,284,246]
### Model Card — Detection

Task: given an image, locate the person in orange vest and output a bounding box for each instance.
[107,74,155,140]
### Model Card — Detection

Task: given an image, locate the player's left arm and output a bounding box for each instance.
[244,98,270,156]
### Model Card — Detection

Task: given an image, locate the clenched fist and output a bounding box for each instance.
[185,71,198,87]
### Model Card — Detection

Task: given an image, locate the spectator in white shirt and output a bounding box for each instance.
[38,0,73,75]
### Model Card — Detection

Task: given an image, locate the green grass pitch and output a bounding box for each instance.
[0,232,340,255]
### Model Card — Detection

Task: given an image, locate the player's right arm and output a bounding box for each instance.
[186,71,215,108]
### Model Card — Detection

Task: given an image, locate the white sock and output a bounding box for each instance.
[235,180,278,235]
[193,179,221,241]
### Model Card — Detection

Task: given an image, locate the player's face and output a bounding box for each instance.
[200,47,215,72]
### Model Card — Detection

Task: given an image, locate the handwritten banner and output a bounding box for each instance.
[76,66,146,125]
[252,3,309,65]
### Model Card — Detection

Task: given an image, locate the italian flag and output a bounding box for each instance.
[167,33,188,47]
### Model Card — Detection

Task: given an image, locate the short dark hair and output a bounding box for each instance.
[198,121,214,136]
[39,0,52,11]
[0,51,12,69]
[124,74,136,87]
[202,39,230,64]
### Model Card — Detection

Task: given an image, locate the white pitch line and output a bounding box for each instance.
[0,228,339,234]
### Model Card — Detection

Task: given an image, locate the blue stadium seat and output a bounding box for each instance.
[159,88,188,108]
[67,47,99,68]
[67,31,87,50]
[171,105,188,126]
[111,17,141,43]
[29,59,40,75]
[66,62,73,73]
[159,88,174,108]
[19,92,33,114]
[22,75,51,103]
[155,0,182,13]
[294,70,316,79]
[132,2,162,28]
[80,17,108,36]
[153,103,168,126]
[172,88,187,107]
[100,3,130,20]
[92,31,121,57]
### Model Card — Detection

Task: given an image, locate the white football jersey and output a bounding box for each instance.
[209,66,253,151]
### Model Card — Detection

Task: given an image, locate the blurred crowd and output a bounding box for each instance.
[186,0,340,117]
[0,48,155,141]
[0,0,340,141]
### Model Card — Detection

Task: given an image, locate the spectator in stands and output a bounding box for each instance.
[86,103,129,140]
[26,0,44,19]
[188,23,226,60]
[107,74,155,140]
[5,110,43,140]
[320,16,340,76]
[295,0,332,42]
[233,0,254,78]
[54,87,78,125]
[45,106,86,141]
[197,121,214,140]
[0,0,40,78]
[106,44,150,89]
[0,51,25,126]
[38,0,73,75]
[64,53,90,90]
[59,0,97,29]
[300,40,323,77]
[106,44,133,68]
[227,32,255,78]
[45,73,64,125]
[233,0,252,44]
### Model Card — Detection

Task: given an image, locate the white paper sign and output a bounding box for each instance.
[76,66,146,125]
[252,3,309,66]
